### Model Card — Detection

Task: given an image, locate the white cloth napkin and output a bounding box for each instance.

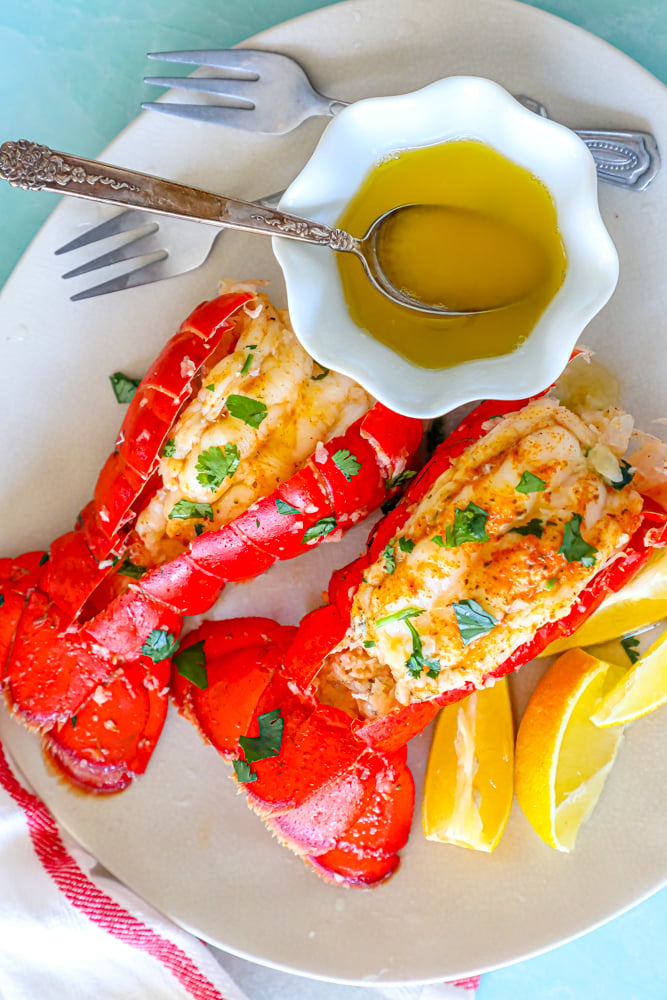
[0,740,479,1000]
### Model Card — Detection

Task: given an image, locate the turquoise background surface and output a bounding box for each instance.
[2,1,667,997]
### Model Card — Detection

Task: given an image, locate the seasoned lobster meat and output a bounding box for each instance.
[134,288,373,564]
[326,397,642,714]
[286,394,667,750]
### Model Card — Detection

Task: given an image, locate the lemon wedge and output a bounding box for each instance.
[591,627,667,726]
[515,649,626,852]
[422,678,514,853]
[542,548,667,657]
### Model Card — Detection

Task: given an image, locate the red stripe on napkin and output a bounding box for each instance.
[451,977,482,990]
[0,741,229,1000]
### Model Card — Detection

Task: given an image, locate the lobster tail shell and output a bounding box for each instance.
[43,657,171,793]
[88,292,253,558]
[174,618,414,886]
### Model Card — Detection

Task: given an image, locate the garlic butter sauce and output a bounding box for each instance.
[336,140,567,370]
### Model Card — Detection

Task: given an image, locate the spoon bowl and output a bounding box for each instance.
[357,203,545,315]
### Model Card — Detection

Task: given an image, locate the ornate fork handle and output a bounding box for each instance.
[0,139,350,248]
[573,129,660,191]
[514,97,659,191]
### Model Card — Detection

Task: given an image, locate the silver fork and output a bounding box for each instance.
[55,191,283,300]
[143,48,660,191]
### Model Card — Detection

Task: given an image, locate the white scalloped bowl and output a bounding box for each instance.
[273,76,619,418]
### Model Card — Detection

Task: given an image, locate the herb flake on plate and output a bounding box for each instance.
[109,371,142,404]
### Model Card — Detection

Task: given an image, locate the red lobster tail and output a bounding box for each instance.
[89,292,254,559]
[284,391,667,753]
[43,657,171,793]
[0,552,47,680]
[174,619,414,887]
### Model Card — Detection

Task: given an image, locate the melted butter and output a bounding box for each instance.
[336,140,567,370]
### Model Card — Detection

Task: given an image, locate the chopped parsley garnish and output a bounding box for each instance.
[620,635,641,665]
[452,599,497,645]
[141,628,179,662]
[240,345,257,375]
[610,459,635,491]
[0,595,4,608]
[398,536,415,554]
[109,371,141,403]
[174,640,208,689]
[376,606,424,628]
[302,516,337,544]
[117,555,148,579]
[383,542,397,574]
[363,640,376,648]
[226,393,267,428]
[516,471,546,494]
[445,502,489,547]
[71,715,77,728]
[558,513,598,567]
[311,364,329,381]
[404,619,440,679]
[239,708,283,764]
[162,437,176,458]
[432,535,445,547]
[275,498,301,515]
[386,469,417,490]
[545,576,558,591]
[332,449,361,481]
[195,443,240,491]
[205,383,215,392]
[194,523,206,536]
[511,518,545,538]
[39,552,50,566]
[168,499,214,521]
[233,760,257,783]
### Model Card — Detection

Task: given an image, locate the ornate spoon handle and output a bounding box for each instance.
[0,139,354,248]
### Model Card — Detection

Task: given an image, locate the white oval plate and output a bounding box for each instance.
[1,0,667,986]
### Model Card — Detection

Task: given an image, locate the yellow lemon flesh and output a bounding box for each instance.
[542,548,667,656]
[591,626,667,726]
[422,678,514,853]
[515,649,626,852]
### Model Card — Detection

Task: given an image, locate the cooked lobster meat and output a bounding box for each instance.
[286,394,667,750]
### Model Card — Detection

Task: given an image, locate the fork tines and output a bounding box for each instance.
[141,48,312,132]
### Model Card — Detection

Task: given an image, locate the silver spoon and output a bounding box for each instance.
[0,139,506,316]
